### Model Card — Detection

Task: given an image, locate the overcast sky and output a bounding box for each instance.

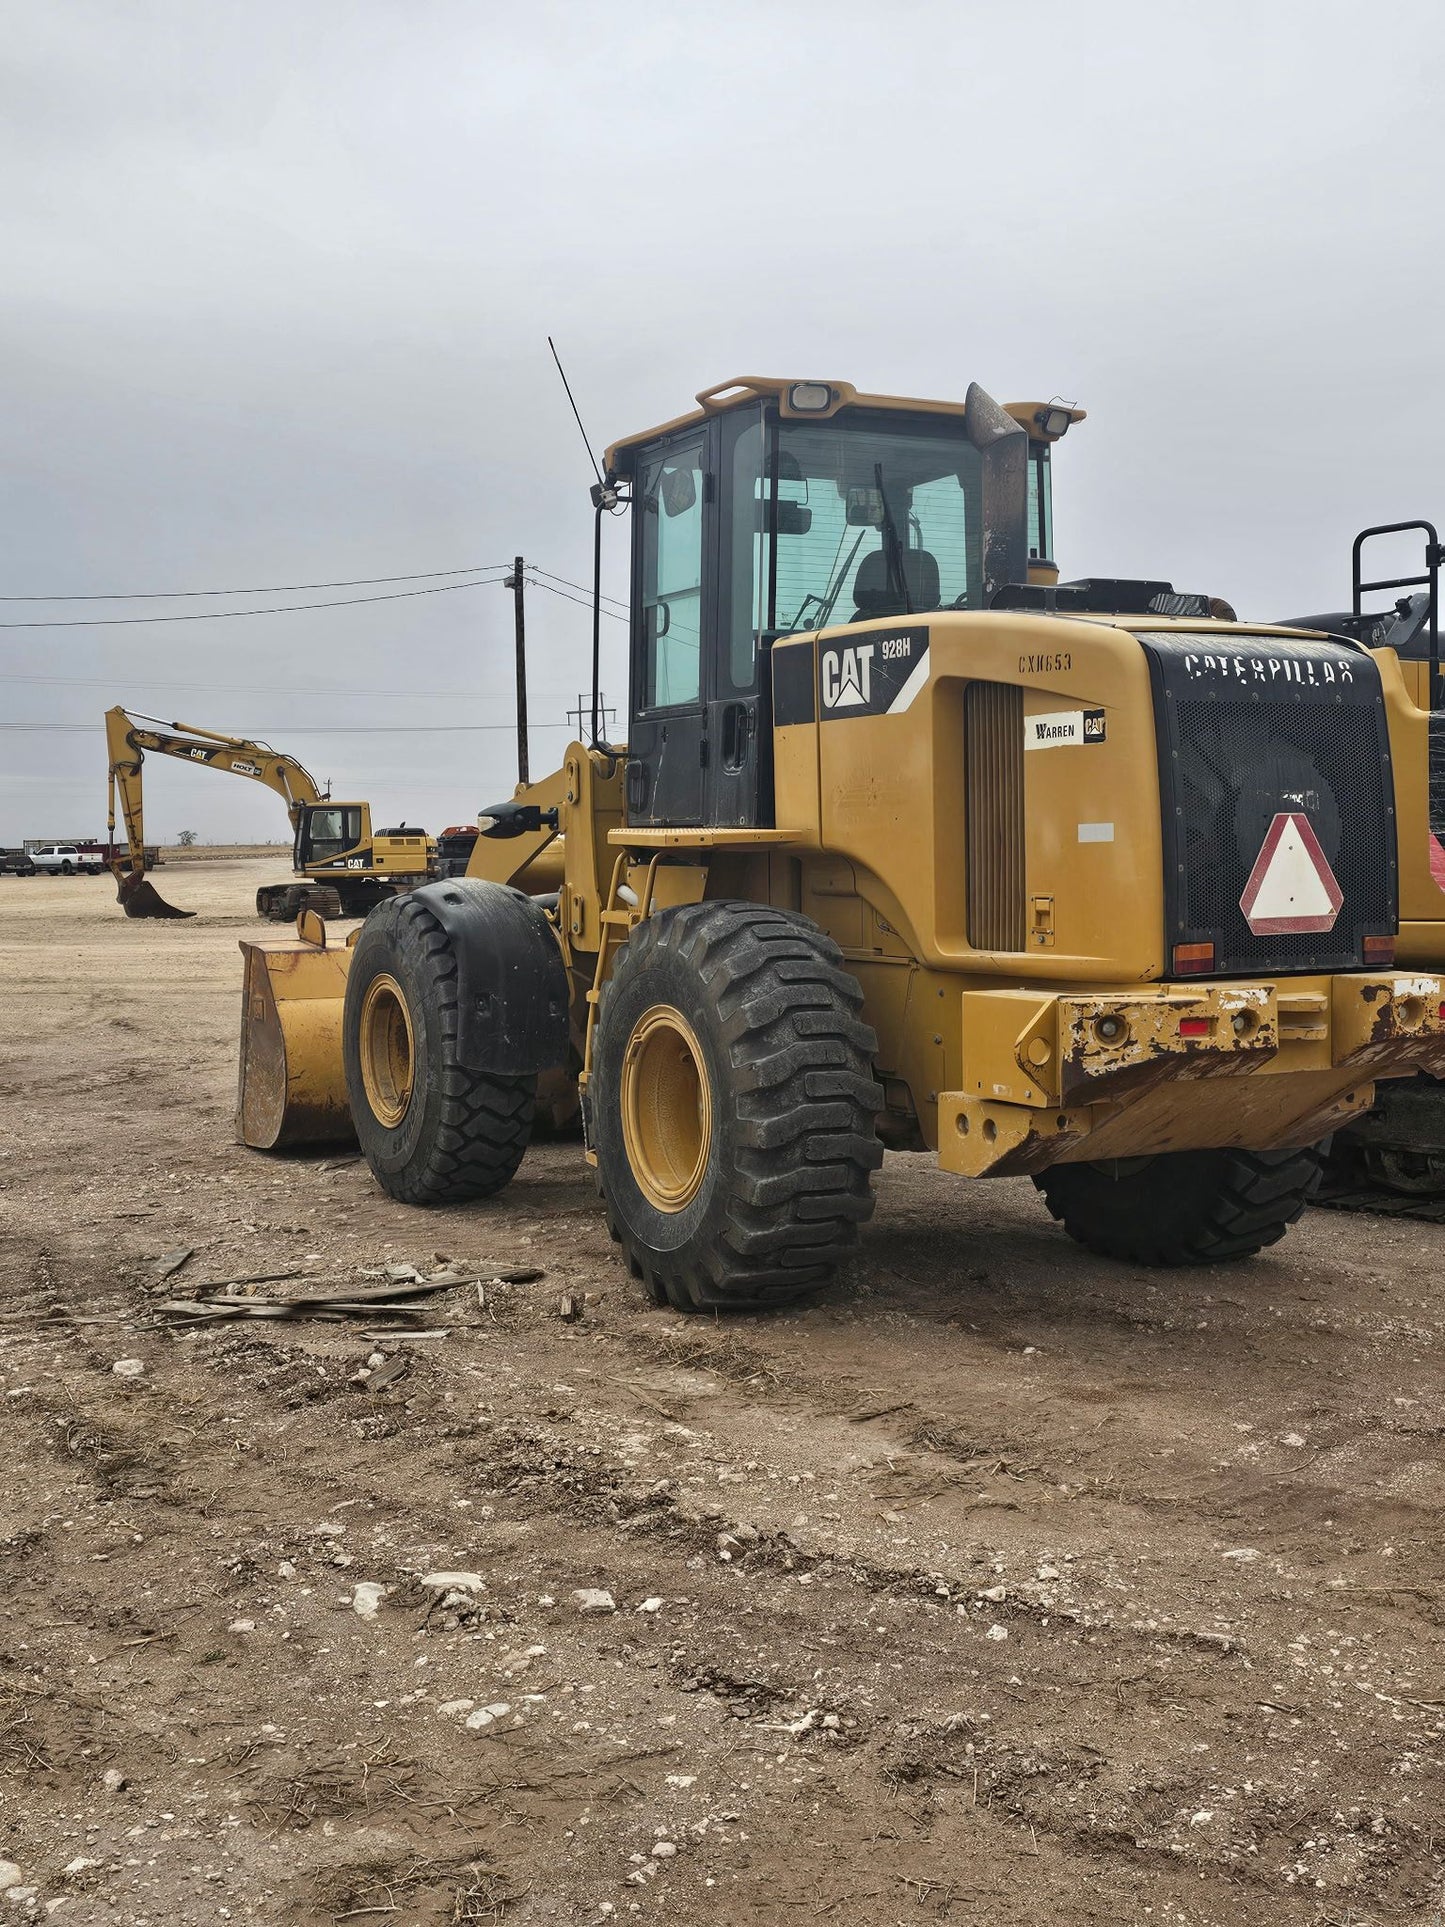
[3,0,1442,844]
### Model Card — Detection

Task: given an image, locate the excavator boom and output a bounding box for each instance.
[103,706,434,922]
[105,707,334,919]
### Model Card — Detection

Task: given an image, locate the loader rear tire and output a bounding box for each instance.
[591,902,883,1313]
[1034,1144,1326,1266]
[342,894,535,1205]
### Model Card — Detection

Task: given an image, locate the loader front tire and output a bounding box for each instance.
[1034,1144,1326,1266]
[591,902,883,1313]
[342,894,535,1205]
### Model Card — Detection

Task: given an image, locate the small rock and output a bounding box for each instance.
[311,1521,346,1538]
[101,1769,126,1793]
[227,1619,256,1634]
[419,1571,486,1594]
[277,1560,296,1580]
[651,1841,677,1859]
[638,1597,664,1614]
[0,1870,19,1896]
[1037,1562,1061,1582]
[557,1291,584,1322]
[437,1699,476,1719]
[979,1584,1007,1602]
[111,1358,145,1379]
[985,1623,1009,1642]
[1221,1547,1260,1563]
[572,1588,615,1616]
[1280,1432,1306,1448]
[61,1860,98,1878]
[464,1702,512,1732]
[1190,1810,1214,1826]
[351,1582,388,1619]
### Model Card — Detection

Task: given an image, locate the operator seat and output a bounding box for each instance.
[852,546,940,622]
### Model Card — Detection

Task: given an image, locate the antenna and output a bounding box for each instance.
[548,336,623,752]
[548,336,604,488]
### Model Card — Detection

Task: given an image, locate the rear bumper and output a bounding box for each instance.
[941,972,1445,1178]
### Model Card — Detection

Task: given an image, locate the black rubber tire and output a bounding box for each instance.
[591,901,883,1312]
[342,892,535,1205]
[1034,1144,1327,1265]
[60,861,73,875]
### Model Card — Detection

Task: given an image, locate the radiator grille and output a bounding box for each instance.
[965,681,1026,951]
[1140,632,1396,974]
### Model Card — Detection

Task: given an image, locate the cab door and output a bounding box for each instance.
[626,432,710,825]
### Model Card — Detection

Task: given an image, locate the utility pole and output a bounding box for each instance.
[568,692,617,741]
[503,555,530,785]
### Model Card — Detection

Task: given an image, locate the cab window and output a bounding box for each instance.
[638,441,704,709]
[303,807,361,860]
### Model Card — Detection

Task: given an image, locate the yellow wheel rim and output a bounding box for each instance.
[358,973,416,1128]
[619,1004,712,1213]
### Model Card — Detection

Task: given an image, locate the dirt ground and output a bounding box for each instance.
[1,860,1442,1927]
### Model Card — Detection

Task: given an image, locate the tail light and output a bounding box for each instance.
[1172,941,1215,975]
[1363,935,1397,965]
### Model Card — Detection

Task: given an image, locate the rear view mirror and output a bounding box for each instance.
[774,500,812,536]
[846,485,885,527]
[660,467,697,517]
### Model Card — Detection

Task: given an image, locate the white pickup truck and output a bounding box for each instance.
[28,844,106,876]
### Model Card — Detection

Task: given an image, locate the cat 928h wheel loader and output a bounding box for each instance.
[236,375,1445,1304]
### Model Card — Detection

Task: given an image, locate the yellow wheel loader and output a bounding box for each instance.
[106,707,436,921]
[237,376,1445,1296]
[1276,524,1445,1201]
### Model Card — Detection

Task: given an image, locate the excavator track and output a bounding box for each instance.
[1313,1180,1445,1223]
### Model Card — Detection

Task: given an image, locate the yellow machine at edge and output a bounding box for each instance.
[235,376,1445,1306]
[105,707,436,921]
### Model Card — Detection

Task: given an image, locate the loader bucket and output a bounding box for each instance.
[114,864,195,920]
[237,931,356,1149]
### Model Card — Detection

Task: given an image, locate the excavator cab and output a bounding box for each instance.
[295,802,369,870]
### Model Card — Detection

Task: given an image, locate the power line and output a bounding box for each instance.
[0,574,517,629]
[524,575,628,622]
[0,564,512,602]
[529,566,628,612]
[0,671,584,699]
[1,720,581,735]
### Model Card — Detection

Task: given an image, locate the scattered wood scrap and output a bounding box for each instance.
[149,1265,546,1328]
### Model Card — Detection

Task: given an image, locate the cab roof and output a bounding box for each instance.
[603,377,1086,475]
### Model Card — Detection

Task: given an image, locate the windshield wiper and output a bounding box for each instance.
[875,462,912,615]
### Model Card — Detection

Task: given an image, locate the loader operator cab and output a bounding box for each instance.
[604,378,1077,832]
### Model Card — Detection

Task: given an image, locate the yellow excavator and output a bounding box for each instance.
[232,375,1445,1312]
[105,707,436,921]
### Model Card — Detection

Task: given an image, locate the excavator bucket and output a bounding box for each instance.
[237,914,356,1149]
[114,864,195,920]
